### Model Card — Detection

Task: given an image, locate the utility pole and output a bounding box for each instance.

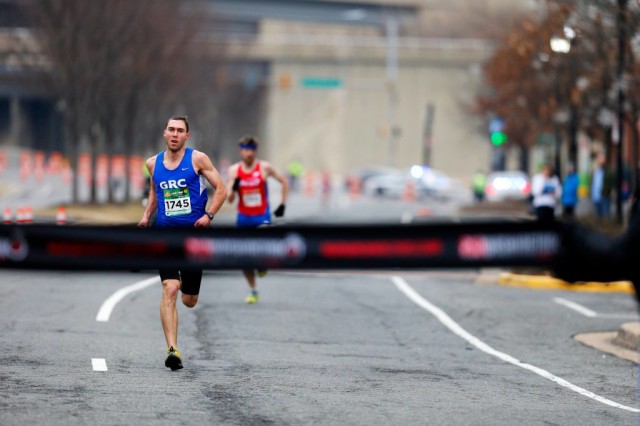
[386,14,399,168]
[422,103,435,167]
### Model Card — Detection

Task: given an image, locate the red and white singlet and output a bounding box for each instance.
[237,162,268,216]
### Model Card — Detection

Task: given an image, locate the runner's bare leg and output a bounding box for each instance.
[242,269,256,290]
[160,279,180,348]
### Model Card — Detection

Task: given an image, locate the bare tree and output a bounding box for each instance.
[476,0,640,180]
[22,0,218,204]
[475,8,569,173]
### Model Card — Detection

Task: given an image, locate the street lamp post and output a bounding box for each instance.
[386,14,399,168]
[553,106,565,179]
[550,34,572,179]
[615,0,628,225]
[550,25,578,180]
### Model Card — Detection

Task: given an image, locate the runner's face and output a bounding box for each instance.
[163,120,189,153]
[240,147,256,164]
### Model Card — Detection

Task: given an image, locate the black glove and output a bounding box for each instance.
[274,204,285,217]
[232,177,240,192]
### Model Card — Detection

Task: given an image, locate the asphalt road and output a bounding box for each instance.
[1,268,638,425]
[2,149,639,424]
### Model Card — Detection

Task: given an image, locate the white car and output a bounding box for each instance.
[362,172,408,198]
[484,171,531,202]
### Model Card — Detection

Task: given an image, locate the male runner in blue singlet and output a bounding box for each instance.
[138,116,227,370]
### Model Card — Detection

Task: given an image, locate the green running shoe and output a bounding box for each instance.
[165,346,183,371]
[245,291,259,304]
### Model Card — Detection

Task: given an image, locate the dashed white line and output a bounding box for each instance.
[92,358,107,371]
[96,276,159,322]
[553,297,638,320]
[553,297,598,318]
[392,275,639,413]
[598,313,639,320]
[93,277,160,372]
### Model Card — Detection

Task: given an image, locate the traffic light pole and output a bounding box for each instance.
[386,15,399,168]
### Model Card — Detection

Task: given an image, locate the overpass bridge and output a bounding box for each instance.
[0,0,497,180]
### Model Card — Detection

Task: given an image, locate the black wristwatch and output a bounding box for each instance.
[206,212,214,221]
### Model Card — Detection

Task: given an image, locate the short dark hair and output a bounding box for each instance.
[167,116,189,132]
[238,134,258,148]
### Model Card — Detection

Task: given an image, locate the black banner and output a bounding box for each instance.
[0,221,562,271]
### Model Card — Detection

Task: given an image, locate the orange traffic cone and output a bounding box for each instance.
[56,206,67,225]
[23,206,33,224]
[403,180,416,202]
[348,176,361,199]
[304,172,315,197]
[416,206,432,217]
[16,208,25,224]
[2,207,12,224]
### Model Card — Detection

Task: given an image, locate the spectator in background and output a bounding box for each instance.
[472,170,486,203]
[321,170,332,209]
[590,153,614,220]
[531,164,561,222]
[561,162,579,219]
[287,159,305,192]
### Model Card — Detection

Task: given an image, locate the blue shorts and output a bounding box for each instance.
[236,212,271,228]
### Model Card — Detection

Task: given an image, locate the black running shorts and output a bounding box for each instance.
[159,269,203,296]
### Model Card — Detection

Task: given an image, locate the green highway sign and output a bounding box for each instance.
[301,77,342,89]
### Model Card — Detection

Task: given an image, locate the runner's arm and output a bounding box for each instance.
[226,165,237,203]
[263,161,288,205]
[554,177,562,199]
[194,151,227,227]
[138,157,157,227]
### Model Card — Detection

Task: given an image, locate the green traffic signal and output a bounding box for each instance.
[490,131,507,146]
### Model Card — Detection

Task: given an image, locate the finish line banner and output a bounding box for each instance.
[0,222,563,271]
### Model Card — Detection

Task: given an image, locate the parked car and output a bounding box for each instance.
[409,165,475,201]
[484,171,531,202]
[344,166,402,190]
[410,166,452,199]
[362,166,461,201]
[362,172,408,198]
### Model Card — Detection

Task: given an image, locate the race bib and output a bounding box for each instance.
[164,188,192,216]
[242,190,262,207]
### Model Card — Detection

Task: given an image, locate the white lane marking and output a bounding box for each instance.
[392,276,639,413]
[553,298,637,320]
[96,276,160,322]
[598,313,639,320]
[553,297,598,318]
[92,358,108,371]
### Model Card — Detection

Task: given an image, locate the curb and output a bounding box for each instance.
[574,322,640,364]
[498,272,635,294]
[494,271,639,364]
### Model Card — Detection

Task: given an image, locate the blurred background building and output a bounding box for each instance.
[0,0,539,182]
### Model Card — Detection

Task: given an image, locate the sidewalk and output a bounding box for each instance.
[574,322,640,364]
[33,200,238,225]
[477,268,639,364]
